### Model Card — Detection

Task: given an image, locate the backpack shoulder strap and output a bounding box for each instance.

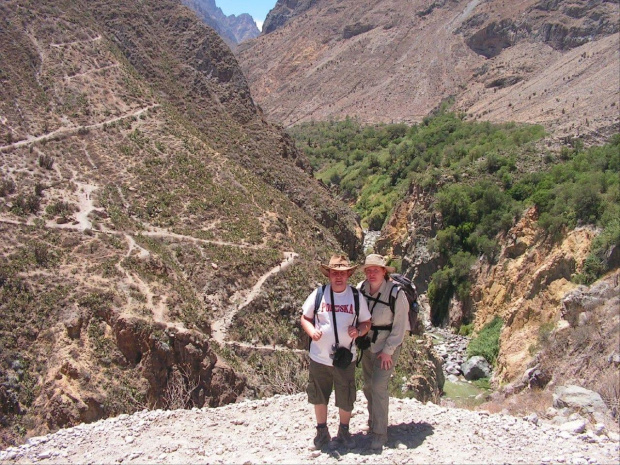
[360,280,391,307]
[351,286,359,318]
[314,285,326,317]
[387,282,401,314]
[309,285,326,350]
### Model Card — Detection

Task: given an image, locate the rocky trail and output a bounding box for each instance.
[1,392,618,465]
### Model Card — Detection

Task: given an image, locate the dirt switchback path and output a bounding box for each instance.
[211,251,299,344]
[1,392,618,464]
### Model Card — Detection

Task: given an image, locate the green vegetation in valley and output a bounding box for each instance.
[289,111,619,324]
[289,110,545,230]
[442,378,488,408]
[467,316,503,366]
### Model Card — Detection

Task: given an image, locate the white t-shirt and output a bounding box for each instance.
[302,284,371,366]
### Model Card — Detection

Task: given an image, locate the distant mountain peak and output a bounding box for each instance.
[183,0,260,49]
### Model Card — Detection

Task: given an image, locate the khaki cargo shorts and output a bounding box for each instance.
[306,359,356,412]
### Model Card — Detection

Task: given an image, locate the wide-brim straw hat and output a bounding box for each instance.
[360,254,396,273]
[320,254,358,277]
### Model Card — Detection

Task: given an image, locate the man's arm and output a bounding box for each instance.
[301,315,322,341]
[348,319,370,339]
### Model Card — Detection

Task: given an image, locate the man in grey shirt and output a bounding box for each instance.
[358,254,409,450]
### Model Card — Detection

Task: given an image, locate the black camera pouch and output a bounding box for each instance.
[332,346,353,369]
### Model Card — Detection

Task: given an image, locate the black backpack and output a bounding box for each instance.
[388,273,421,336]
[308,285,360,349]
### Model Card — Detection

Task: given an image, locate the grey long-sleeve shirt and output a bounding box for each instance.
[358,279,409,356]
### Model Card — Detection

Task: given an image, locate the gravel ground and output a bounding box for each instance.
[1,392,618,464]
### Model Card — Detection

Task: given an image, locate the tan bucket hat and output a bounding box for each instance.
[360,254,396,273]
[320,254,358,277]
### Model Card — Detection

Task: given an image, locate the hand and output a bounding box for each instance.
[347,325,358,339]
[377,352,393,370]
[311,328,323,341]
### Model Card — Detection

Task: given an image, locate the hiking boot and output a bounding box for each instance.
[313,425,331,450]
[334,425,355,449]
[370,433,387,450]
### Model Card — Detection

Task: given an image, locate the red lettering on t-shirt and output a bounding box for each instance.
[321,303,353,314]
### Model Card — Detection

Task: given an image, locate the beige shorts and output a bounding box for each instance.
[306,359,356,412]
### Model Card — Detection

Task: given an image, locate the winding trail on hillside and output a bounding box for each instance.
[140,227,264,250]
[211,251,299,344]
[0,177,301,353]
[0,105,160,153]
[0,86,303,353]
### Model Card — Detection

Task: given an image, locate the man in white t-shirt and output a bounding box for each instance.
[301,255,371,450]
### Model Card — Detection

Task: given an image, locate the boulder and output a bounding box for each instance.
[522,366,550,389]
[553,385,608,414]
[461,356,492,381]
[63,311,83,340]
[559,419,587,434]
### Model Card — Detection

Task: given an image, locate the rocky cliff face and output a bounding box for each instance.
[380,194,617,393]
[238,0,619,143]
[262,0,319,35]
[462,0,619,57]
[374,183,445,295]
[467,208,598,384]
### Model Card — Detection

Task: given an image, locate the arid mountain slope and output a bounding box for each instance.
[0,0,361,447]
[238,0,619,143]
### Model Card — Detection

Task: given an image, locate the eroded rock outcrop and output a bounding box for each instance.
[398,335,445,404]
[469,208,598,384]
[29,303,245,437]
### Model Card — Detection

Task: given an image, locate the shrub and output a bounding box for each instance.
[163,366,199,410]
[46,200,74,217]
[11,194,40,215]
[467,316,503,366]
[429,226,460,255]
[365,204,388,230]
[459,323,473,336]
[34,182,44,197]
[32,242,50,267]
[0,178,16,197]
[428,268,453,326]
[574,220,620,284]
[38,154,54,170]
